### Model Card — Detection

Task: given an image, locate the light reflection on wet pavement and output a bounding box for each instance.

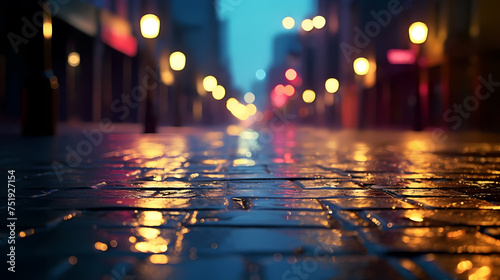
[1,127,500,279]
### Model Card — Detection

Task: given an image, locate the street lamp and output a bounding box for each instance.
[140,13,160,132]
[409,21,428,131]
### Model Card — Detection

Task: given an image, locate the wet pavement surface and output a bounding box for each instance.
[1,126,500,280]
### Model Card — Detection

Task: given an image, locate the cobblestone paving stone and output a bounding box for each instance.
[1,127,500,279]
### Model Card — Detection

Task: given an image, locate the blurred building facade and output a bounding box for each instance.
[289,0,500,131]
[0,0,230,129]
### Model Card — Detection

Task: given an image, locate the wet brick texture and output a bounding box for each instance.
[1,127,500,279]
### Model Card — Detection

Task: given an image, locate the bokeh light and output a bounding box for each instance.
[43,21,52,39]
[302,90,316,103]
[169,51,186,71]
[212,85,225,100]
[285,69,297,81]
[312,16,326,29]
[353,57,369,75]
[255,69,266,80]
[244,92,255,103]
[301,19,314,32]
[274,84,285,95]
[203,76,217,92]
[325,78,339,93]
[226,98,238,111]
[68,52,80,67]
[284,85,295,96]
[246,104,257,115]
[140,14,160,39]
[409,22,428,44]
[282,17,295,29]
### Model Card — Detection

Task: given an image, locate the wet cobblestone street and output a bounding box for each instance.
[1,126,500,280]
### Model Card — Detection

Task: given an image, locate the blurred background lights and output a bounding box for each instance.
[244,92,255,103]
[255,69,266,80]
[169,51,186,71]
[409,22,428,44]
[285,68,297,81]
[226,98,238,110]
[161,70,174,86]
[301,19,314,31]
[43,20,52,39]
[282,17,295,29]
[274,84,285,95]
[140,14,160,39]
[353,57,369,75]
[246,104,257,115]
[68,52,80,67]
[212,85,225,100]
[302,90,316,103]
[203,76,217,91]
[312,16,326,29]
[325,78,339,93]
[284,85,295,96]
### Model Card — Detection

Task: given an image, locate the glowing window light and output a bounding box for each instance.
[140,14,160,39]
[409,22,428,44]
[302,90,316,103]
[282,17,295,29]
[353,57,369,75]
[169,51,186,71]
[212,85,225,100]
[301,19,314,32]
[285,69,297,81]
[325,78,339,93]
[312,16,326,29]
[203,76,217,92]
